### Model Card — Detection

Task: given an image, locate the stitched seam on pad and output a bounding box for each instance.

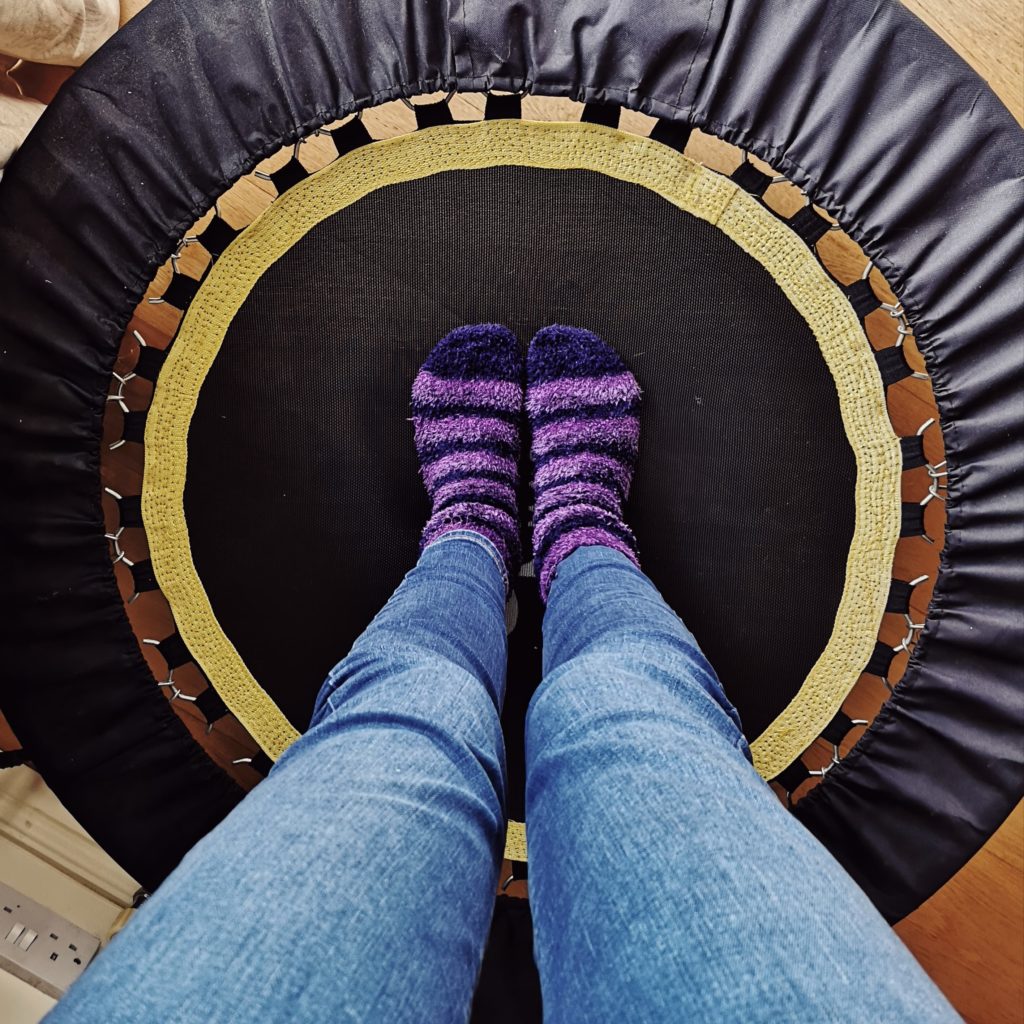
[676,0,716,109]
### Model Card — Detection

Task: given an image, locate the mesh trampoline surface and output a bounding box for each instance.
[186,163,856,742]
[138,121,899,799]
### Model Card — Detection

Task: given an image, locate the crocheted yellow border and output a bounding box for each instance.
[143,119,900,837]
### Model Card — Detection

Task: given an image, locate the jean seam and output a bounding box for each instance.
[427,529,508,591]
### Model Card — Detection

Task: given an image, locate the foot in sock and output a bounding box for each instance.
[411,323,523,588]
[527,324,641,601]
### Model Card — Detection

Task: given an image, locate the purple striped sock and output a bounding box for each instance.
[527,325,641,601]
[412,324,523,586]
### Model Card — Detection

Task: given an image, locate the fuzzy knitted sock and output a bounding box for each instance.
[527,324,642,601]
[411,323,523,586]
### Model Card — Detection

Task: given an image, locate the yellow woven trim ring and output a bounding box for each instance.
[504,820,528,863]
[143,119,900,779]
[715,196,902,777]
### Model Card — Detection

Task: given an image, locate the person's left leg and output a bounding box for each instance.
[48,325,524,1024]
[49,536,508,1024]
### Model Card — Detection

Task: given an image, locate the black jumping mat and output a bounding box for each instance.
[185,164,856,813]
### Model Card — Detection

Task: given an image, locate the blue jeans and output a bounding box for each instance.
[49,534,958,1023]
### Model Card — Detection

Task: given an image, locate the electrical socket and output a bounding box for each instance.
[0,882,100,1000]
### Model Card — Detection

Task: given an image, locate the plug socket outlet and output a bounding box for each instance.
[0,882,100,999]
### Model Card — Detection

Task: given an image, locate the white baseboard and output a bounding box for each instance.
[0,768,138,910]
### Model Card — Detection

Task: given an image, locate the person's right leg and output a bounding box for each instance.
[522,324,958,1022]
[526,547,958,1022]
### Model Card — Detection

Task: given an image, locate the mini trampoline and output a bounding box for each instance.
[0,0,1021,1018]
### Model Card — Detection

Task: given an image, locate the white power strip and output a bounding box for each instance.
[0,882,100,1000]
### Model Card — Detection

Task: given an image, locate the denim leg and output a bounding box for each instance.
[48,532,509,1024]
[525,545,958,1024]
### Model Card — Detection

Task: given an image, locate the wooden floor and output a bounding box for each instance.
[5,1,1022,1022]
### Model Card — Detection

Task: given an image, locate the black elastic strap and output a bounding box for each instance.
[133,343,168,382]
[901,502,926,537]
[0,749,28,769]
[865,641,896,679]
[580,102,620,128]
[484,93,522,120]
[250,751,273,776]
[155,632,191,670]
[121,410,148,444]
[197,215,239,258]
[788,204,832,246]
[414,100,454,130]
[160,271,203,310]
[773,759,812,794]
[821,709,856,746]
[875,345,914,388]
[511,859,528,881]
[844,277,882,319]
[648,118,691,154]
[730,160,773,196]
[117,493,143,529]
[330,117,372,156]
[886,578,915,614]
[129,559,159,593]
[269,159,309,194]
[194,686,229,724]
[900,434,927,470]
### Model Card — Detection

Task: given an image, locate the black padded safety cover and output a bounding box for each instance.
[0,0,1021,935]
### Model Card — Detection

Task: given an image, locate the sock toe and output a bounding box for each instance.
[526,324,629,383]
[422,323,521,382]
